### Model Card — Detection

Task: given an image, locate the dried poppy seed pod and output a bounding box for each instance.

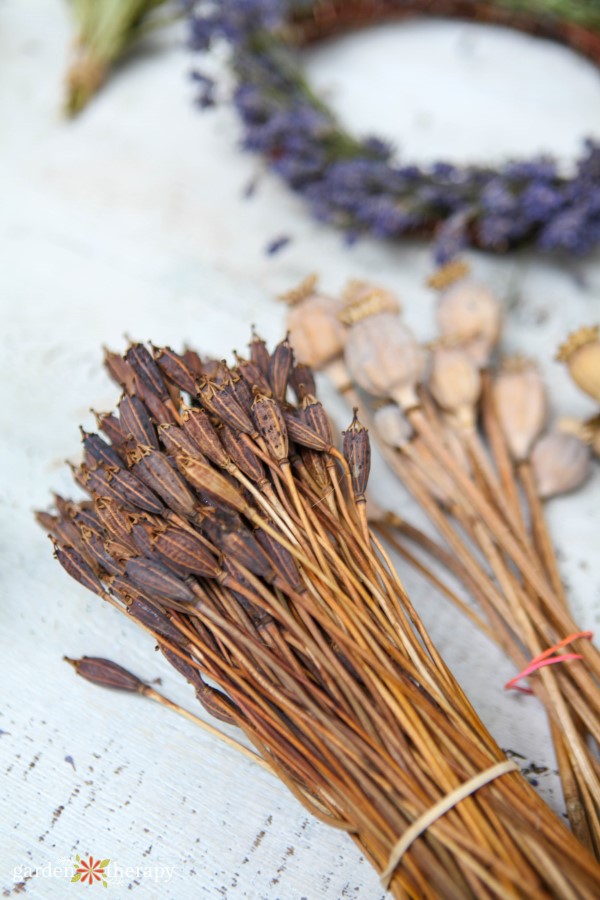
[127,444,199,517]
[65,656,146,693]
[557,326,600,403]
[342,279,402,318]
[268,335,293,401]
[373,405,412,449]
[118,394,158,450]
[531,432,592,499]
[180,405,229,468]
[125,342,170,403]
[557,415,600,458]
[248,329,271,378]
[251,393,289,462]
[80,429,125,471]
[289,363,317,401]
[125,557,196,605]
[493,358,547,461]
[196,379,256,436]
[429,347,481,430]
[152,346,197,396]
[343,410,371,501]
[126,597,188,646]
[436,281,502,368]
[176,455,247,514]
[52,540,107,598]
[344,313,425,408]
[104,348,136,394]
[93,410,126,449]
[286,286,347,371]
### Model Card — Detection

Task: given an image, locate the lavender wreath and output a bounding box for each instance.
[188,1,600,261]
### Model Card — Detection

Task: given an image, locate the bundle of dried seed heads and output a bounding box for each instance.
[284,269,600,858]
[39,332,600,896]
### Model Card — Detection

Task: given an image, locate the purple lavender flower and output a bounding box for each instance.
[186,0,600,261]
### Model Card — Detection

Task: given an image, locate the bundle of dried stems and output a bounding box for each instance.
[283,270,600,859]
[39,331,600,897]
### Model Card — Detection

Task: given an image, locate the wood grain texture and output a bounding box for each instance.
[1,1,599,896]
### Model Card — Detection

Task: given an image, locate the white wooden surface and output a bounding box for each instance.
[1,2,600,897]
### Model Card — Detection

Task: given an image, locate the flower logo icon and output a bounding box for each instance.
[71,855,109,887]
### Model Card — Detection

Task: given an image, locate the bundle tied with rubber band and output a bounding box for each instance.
[39,331,600,897]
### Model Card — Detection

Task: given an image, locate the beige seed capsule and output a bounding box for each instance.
[559,415,600,460]
[493,357,547,461]
[284,276,347,370]
[436,281,502,368]
[373,404,412,449]
[556,326,600,403]
[429,347,481,430]
[531,432,592,499]
[344,313,426,408]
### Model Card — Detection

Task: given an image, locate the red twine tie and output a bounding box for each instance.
[505,631,593,694]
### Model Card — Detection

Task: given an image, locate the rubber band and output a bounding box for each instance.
[380,759,520,889]
[505,631,593,695]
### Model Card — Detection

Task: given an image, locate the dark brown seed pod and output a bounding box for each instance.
[268,336,294,402]
[152,528,222,579]
[126,597,189,646]
[222,529,273,579]
[342,410,371,501]
[196,380,256,436]
[65,656,145,693]
[94,497,136,550]
[233,352,271,394]
[282,410,330,452]
[229,371,254,413]
[53,494,81,520]
[137,389,177,427]
[80,526,125,576]
[181,347,204,378]
[160,645,205,691]
[249,329,271,379]
[35,509,61,533]
[104,538,138,565]
[299,448,330,491]
[159,423,204,461]
[81,429,125,471]
[93,410,126,450]
[251,393,289,462]
[125,342,170,403]
[221,557,266,622]
[176,455,247,514]
[103,349,136,394]
[36,510,81,549]
[255,529,303,591]
[101,463,165,515]
[118,394,159,450]
[73,506,104,536]
[289,363,317,401]
[181,406,229,468]
[130,520,156,558]
[125,557,196,604]
[52,541,107,597]
[128,445,198,517]
[219,424,264,482]
[301,395,333,445]
[196,684,240,726]
[152,346,197,396]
